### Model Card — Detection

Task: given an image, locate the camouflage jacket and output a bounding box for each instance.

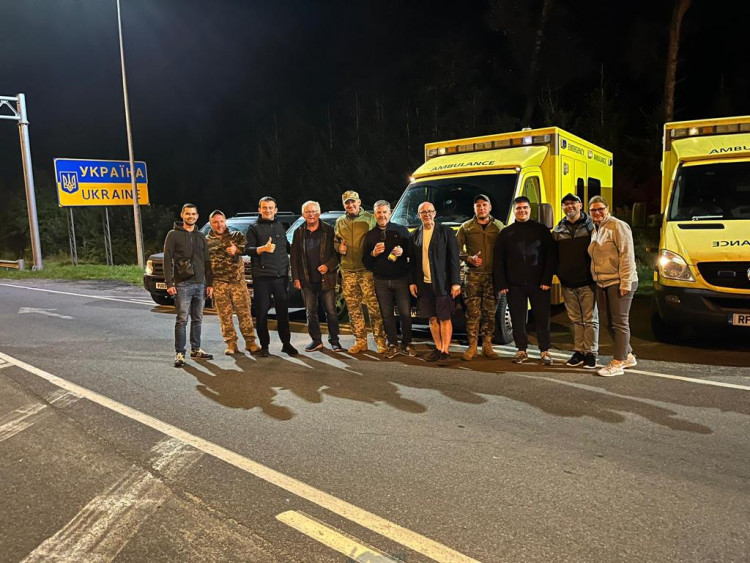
[206,229,246,284]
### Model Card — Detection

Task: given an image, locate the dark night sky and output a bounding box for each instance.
[1,0,749,213]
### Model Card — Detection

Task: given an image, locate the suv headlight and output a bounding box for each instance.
[658,249,694,281]
[145,259,154,276]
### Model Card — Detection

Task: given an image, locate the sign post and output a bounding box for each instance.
[0,93,43,270]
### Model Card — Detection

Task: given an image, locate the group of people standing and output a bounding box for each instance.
[163,189,638,377]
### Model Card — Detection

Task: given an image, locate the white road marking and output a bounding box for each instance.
[1,283,153,306]
[18,307,74,320]
[277,510,401,563]
[0,358,10,370]
[304,353,362,375]
[0,390,80,442]
[22,438,202,563]
[0,351,477,563]
[362,353,381,361]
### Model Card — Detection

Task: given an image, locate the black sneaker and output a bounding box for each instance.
[424,349,442,362]
[304,341,324,352]
[437,352,452,367]
[385,345,400,359]
[582,353,597,369]
[330,342,344,352]
[281,343,299,356]
[173,352,185,367]
[190,349,213,360]
[566,351,585,367]
[259,348,270,357]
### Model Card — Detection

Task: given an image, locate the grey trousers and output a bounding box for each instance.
[562,284,599,355]
[596,282,637,361]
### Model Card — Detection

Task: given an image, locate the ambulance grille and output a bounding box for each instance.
[698,262,750,290]
[677,224,724,230]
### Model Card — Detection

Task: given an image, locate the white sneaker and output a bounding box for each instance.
[623,353,637,369]
[597,361,624,377]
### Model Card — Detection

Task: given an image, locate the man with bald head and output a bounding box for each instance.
[409,201,461,366]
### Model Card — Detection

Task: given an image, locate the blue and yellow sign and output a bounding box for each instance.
[53,158,150,207]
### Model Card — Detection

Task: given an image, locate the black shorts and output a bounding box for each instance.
[418,284,455,321]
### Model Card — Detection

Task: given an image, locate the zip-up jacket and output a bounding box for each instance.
[588,215,638,291]
[206,229,246,284]
[493,219,556,292]
[163,222,213,288]
[456,215,504,274]
[552,212,595,288]
[334,209,376,271]
[245,218,290,279]
[290,221,339,291]
[362,222,411,280]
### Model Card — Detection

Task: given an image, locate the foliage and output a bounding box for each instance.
[0,255,143,285]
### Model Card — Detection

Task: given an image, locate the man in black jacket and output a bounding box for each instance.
[409,201,461,366]
[290,200,342,352]
[164,203,214,367]
[245,197,298,357]
[493,196,557,365]
[363,200,413,358]
[552,193,599,369]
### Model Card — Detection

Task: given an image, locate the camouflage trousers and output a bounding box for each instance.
[341,270,386,344]
[213,280,258,346]
[462,271,497,343]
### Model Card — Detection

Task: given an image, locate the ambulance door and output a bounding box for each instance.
[562,156,575,197]
[575,160,587,202]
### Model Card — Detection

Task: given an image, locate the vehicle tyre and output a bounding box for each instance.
[150,293,174,306]
[493,293,513,344]
[335,291,349,321]
[650,308,679,344]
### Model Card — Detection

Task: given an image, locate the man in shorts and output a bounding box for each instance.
[408,201,461,366]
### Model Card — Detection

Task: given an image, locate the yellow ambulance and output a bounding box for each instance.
[390,127,613,342]
[652,116,750,338]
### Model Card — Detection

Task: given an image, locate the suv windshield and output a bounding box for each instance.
[668,161,750,221]
[391,173,518,228]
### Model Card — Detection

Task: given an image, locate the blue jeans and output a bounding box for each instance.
[174,282,205,354]
[302,284,340,345]
[373,277,412,347]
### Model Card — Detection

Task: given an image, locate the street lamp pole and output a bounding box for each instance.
[116,0,145,268]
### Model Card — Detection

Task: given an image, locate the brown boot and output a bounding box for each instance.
[347,340,369,354]
[483,337,499,359]
[461,341,478,361]
[225,342,239,355]
[245,339,261,354]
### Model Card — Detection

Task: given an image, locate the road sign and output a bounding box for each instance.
[53,158,149,207]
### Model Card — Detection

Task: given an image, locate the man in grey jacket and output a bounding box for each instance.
[164,203,214,367]
[552,193,599,369]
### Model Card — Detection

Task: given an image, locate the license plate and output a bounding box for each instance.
[730,313,750,326]
[156,282,167,290]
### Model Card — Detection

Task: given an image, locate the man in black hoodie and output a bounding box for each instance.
[552,193,599,369]
[164,203,214,367]
[493,196,557,365]
[245,196,298,357]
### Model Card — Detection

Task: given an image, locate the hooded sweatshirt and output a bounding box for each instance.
[588,215,638,291]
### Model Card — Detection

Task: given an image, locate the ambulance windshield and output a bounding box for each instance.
[391,173,518,228]
[669,161,750,221]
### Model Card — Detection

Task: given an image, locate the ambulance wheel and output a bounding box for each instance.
[493,294,513,344]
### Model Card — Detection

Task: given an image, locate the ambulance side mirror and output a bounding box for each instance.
[539,203,554,229]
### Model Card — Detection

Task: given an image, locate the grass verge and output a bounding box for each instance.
[0,260,143,286]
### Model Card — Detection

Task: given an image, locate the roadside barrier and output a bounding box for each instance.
[0,259,25,270]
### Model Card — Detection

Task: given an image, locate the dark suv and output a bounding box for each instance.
[143,211,299,306]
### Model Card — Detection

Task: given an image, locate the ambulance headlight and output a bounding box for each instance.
[658,250,694,281]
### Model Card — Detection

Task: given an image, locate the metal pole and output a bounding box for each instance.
[16,94,43,270]
[103,208,113,266]
[67,208,78,266]
[116,0,144,268]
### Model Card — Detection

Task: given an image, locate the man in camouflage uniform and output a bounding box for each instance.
[334,190,387,354]
[206,210,261,355]
[456,194,504,361]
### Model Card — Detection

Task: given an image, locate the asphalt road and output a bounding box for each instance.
[0,280,748,562]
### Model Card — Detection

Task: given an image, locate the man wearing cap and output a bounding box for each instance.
[334,190,387,354]
[456,194,505,361]
[552,193,599,369]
